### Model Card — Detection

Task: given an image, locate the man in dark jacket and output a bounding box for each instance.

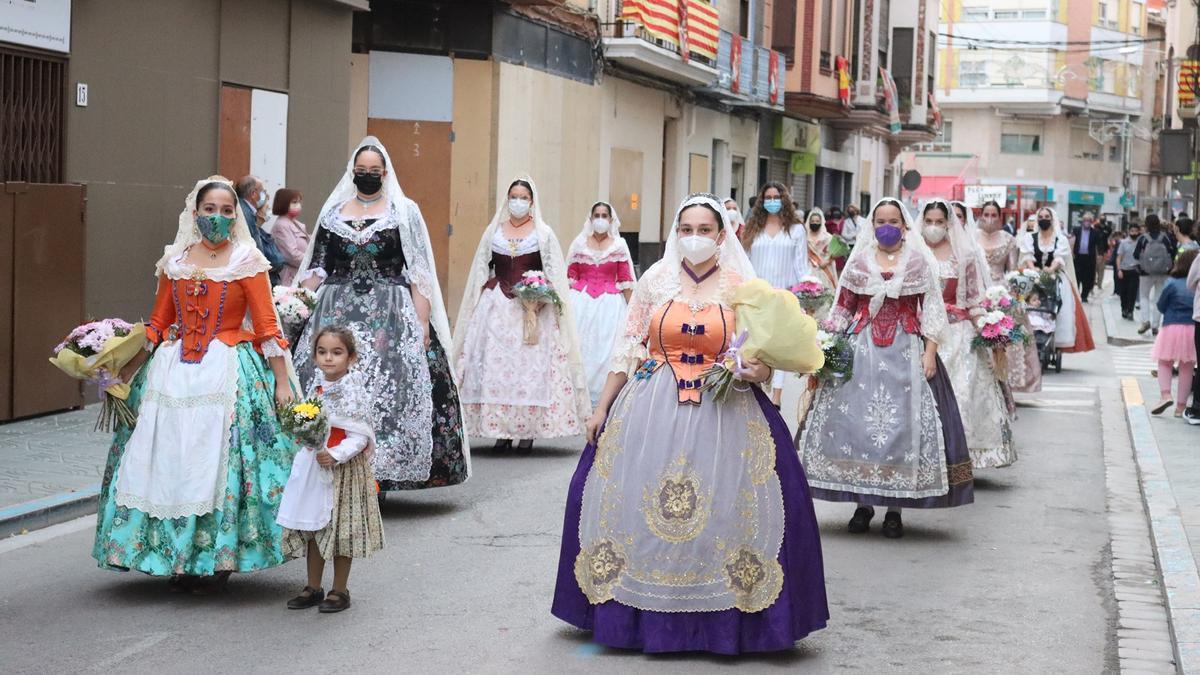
[235,175,285,286]
[1069,211,1104,302]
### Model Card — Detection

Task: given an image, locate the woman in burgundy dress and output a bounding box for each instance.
[452,177,590,453]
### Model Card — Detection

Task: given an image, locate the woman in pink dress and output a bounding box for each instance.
[271,188,310,286]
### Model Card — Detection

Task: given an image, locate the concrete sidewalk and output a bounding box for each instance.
[0,406,110,537]
[1102,293,1156,347]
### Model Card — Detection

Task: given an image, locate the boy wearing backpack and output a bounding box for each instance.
[1136,214,1180,336]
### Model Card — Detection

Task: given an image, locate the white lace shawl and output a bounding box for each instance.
[832,198,949,345]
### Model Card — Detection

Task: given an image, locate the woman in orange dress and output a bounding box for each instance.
[805,207,838,291]
[92,176,298,593]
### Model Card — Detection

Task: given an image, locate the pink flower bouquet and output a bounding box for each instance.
[512,271,562,345]
[273,285,317,344]
[49,318,147,431]
[790,276,833,314]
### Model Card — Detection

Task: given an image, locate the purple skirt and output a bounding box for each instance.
[551,387,829,654]
[807,356,975,509]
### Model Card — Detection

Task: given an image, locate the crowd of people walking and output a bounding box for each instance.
[82,135,1200,651]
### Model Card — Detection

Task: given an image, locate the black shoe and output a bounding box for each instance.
[287,586,325,609]
[881,511,904,539]
[167,574,199,593]
[319,589,351,613]
[847,506,875,533]
[1185,409,1200,426]
[516,439,534,454]
[493,439,513,452]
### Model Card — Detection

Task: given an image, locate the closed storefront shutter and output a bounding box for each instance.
[767,157,788,184]
[791,172,811,211]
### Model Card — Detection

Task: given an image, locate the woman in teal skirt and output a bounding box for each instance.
[92,176,298,593]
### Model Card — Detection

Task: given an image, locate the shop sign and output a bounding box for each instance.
[775,118,820,153]
[0,0,71,53]
[1068,190,1105,206]
[963,185,1007,208]
[790,152,817,176]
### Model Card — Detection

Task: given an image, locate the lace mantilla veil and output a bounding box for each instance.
[567,200,637,282]
[451,174,591,421]
[831,197,949,345]
[155,175,299,391]
[293,136,455,358]
[607,193,757,376]
[919,198,991,313]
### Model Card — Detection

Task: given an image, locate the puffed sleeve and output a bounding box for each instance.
[145,274,176,345]
[296,226,329,286]
[326,430,370,464]
[828,286,859,333]
[243,271,289,357]
[402,201,436,301]
[567,261,583,283]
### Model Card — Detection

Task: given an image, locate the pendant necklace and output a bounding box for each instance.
[507,216,532,255]
[200,239,230,260]
[355,193,383,206]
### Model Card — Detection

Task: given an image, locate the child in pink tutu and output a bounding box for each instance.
[1152,249,1198,416]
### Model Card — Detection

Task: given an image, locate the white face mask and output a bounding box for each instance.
[591,217,611,234]
[726,208,741,223]
[923,224,948,244]
[509,198,531,218]
[678,234,720,265]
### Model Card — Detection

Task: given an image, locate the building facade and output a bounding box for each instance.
[917,0,1163,227]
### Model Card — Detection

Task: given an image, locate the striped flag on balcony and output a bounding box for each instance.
[620,0,719,61]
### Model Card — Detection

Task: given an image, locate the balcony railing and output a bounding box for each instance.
[601,19,717,70]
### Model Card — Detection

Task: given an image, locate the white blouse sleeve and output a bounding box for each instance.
[326,430,370,464]
[791,225,812,280]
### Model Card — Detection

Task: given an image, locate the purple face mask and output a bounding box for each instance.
[875,224,903,247]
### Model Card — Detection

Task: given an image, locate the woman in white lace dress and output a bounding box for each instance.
[923,199,1015,469]
[453,176,590,453]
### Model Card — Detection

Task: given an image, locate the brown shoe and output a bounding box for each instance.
[319,589,351,613]
[286,586,325,609]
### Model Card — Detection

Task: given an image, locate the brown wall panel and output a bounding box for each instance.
[367,119,453,293]
[219,85,252,181]
[0,188,14,419]
[219,0,291,92]
[12,184,85,418]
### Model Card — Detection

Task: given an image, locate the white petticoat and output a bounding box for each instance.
[276,448,334,531]
[569,289,627,405]
[115,340,238,519]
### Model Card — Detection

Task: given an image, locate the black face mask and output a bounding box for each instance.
[810,222,822,231]
[1038,219,1053,231]
[353,172,383,196]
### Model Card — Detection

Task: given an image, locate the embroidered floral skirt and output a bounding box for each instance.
[282,452,384,560]
[938,319,1016,469]
[798,331,974,509]
[551,370,828,654]
[295,280,468,490]
[92,344,297,576]
[459,287,586,440]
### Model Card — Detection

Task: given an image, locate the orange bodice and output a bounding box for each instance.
[145,270,287,363]
[647,301,734,405]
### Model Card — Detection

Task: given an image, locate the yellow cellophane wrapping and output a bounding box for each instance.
[731,279,825,374]
[48,323,148,399]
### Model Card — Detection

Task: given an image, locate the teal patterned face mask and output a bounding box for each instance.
[196,213,234,244]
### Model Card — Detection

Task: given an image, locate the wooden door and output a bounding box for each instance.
[366,118,453,292]
[0,187,14,419]
[219,84,252,182]
[11,183,85,418]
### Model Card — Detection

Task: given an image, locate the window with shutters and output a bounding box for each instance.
[0,48,65,183]
[1000,121,1043,154]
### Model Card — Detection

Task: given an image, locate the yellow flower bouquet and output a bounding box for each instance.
[731,278,825,375]
[276,397,329,448]
[49,319,147,431]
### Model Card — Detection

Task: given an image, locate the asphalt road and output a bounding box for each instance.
[0,347,1121,674]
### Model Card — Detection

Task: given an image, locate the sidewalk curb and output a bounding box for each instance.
[0,486,100,540]
[1122,377,1200,672]
[1104,296,1154,347]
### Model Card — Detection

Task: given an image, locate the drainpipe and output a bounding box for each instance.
[748,0,757,46]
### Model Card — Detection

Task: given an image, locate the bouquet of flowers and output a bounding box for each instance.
[828,234,852,259]
[512,271,562,345]
[1004,269,1039,303]
[790,276,833,314]
[971,309,1029,350]
[814,329,854,384]
[699,330,749,402]
[276,397,329,448]
[49,318,147,431]
[273,286,317,345]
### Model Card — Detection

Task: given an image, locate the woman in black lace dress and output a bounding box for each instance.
[296,138,469,495]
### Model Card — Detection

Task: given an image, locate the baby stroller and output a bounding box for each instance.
[1025,278,1062,373]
